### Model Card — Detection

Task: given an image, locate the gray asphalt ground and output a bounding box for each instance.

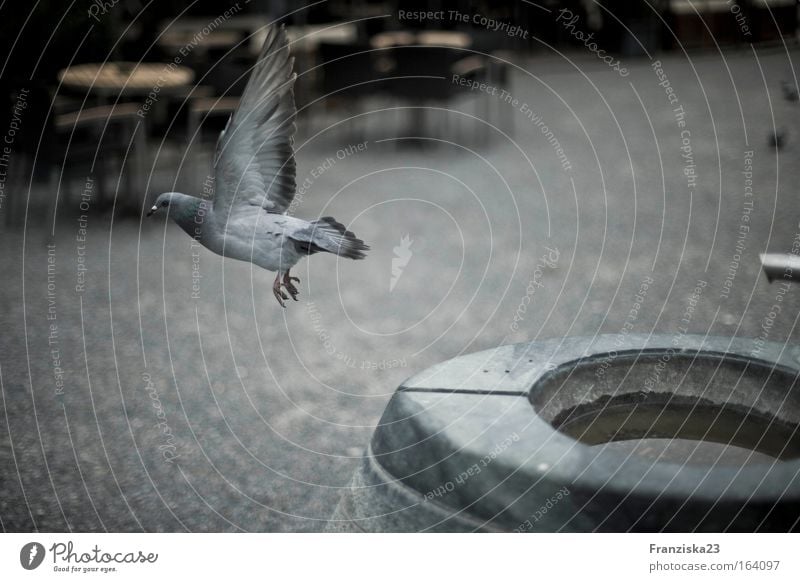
[2,45,800,532]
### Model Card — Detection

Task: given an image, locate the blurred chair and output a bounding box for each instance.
[318,42,379,101]
[365,30,503,142]
[451,54,510,141]
[49,101,146,226]
[186,96,239,143]
[186,95,239,190]
[202,46,254,99]
[379,41,506,144]
[748,0,797,41]
[316,41,380,137]
[669,0,739,47]
[383,44,465,139]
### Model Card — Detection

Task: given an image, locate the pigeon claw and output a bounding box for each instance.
[273,272,301,306]
[283,272,300,301]
[273,275,288,308]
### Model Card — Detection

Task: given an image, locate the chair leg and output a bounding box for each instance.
[187,108,199,193]
[480,92,490,144]
[95,154,107,211]
[44,166,60,242]
[124,127,136,213]
[133,118,147,213]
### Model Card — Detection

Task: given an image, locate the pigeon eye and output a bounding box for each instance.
[161,201,168,207]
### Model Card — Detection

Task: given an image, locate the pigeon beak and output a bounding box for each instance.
[147,205,157,217]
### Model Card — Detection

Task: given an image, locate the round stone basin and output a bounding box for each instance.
[330,335,800,532]
[531,352,800,468]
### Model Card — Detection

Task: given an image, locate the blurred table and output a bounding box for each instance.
[254,23,358,109]
[57,61,195,201]
[248,22,358,55]
[161,15,269,55]
[58,62,194,97]
[370,30,472,49]
[158,29,243,55]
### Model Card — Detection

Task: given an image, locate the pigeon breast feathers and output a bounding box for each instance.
[213,25,298,215]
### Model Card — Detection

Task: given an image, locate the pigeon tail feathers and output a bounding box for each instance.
[309,217,369,260]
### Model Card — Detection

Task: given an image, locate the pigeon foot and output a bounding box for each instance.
[273,271,300,306]
[273,273,288,307]
[283,271,300,301]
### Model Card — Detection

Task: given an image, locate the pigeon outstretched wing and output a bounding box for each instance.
[213,24,297,216]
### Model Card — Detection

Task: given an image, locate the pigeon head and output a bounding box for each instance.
[147,192,208,239]
[147,192,176,217]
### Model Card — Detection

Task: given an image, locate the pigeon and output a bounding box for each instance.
[147,24,369,307]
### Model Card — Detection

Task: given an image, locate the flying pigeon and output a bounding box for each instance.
[148,25,369,306]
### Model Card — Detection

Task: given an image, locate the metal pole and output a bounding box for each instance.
[759,253,800,282]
